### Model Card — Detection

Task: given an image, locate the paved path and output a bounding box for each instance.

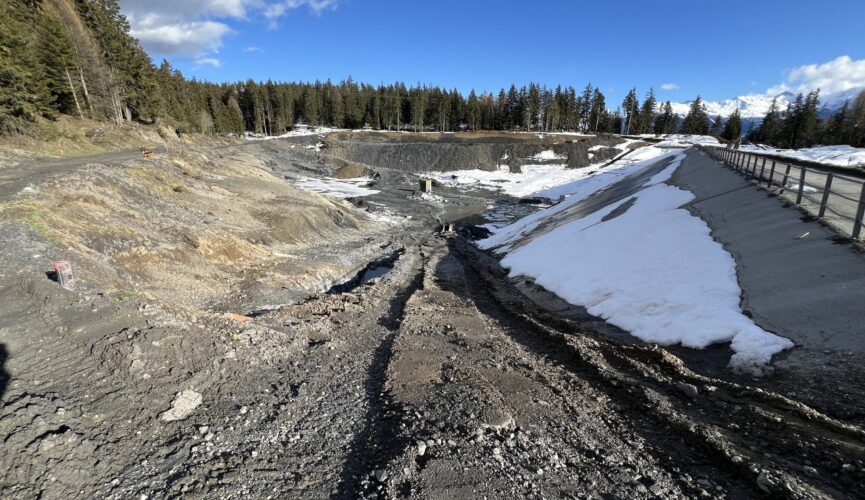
[672,149,865,357]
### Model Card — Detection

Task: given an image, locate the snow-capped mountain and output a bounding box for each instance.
[669,86,864,119]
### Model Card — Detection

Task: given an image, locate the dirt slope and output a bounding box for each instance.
[0,135,863,499]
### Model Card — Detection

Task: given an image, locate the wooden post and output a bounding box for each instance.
[768,160,777,188]
[796,169,807,205]
[818,174,834,218]
[780,164,792,193]
[853,183,865,240]
[759,158,767,184]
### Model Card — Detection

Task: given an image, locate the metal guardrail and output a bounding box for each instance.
[700,146,865,241]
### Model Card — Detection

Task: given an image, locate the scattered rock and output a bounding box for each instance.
[416,440,427,457]
[374,469,388,482]
[160,390,203,421]
[756,472,775,493]
[803,466,818,477]
[675,382,699,400]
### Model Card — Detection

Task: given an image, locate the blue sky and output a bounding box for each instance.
[121,0,865,102]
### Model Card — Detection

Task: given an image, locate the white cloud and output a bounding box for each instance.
[195,57,222,67]
[263,0,339,18]
[769,55,865,95]
[660,83,679,91]
[244,46,263,52]
[130,20,232,55]
[120,0,252,20]
[120,0,340,56]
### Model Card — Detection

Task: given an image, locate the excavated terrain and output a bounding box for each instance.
[0,130,863,499]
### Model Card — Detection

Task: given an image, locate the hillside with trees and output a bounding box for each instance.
[2,0,864,148]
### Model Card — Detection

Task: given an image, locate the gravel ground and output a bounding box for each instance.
[0,136,863,499]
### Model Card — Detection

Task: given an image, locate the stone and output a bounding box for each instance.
[160,390,203,421]
[416,440,427,457]
[374,469,388,482]
[676,382,699,400]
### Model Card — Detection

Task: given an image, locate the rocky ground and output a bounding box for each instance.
[0,129,863,499]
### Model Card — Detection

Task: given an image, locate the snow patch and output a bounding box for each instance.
[293,177,379,199]
[531,149,566,161]
[482,151,792,369]
[740,144,865,168]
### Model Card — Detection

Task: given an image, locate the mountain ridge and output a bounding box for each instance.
[670,87,864,120]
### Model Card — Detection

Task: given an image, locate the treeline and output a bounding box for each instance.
[746,91,865,148]
[3,0,864,150]
[0,0,678,137]
[0,0,161,133]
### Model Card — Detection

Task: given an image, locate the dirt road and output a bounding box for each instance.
[1,138,863,498]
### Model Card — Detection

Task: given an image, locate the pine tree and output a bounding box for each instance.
[753,97,782,145]
[709,115,724,137]
[638,88,656,134]
[680,96,710,135]
[721,110,742,141]
[579,84,593,131]
[589,89,605,132]
[621,88,640,134]
[653,101,675,135]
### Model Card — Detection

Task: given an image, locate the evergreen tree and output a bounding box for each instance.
[709,115,724,137]
[680,96,710,135]
[721,109,742,141]
[621,88,640,134]
[752,97,782,145]
[638,88,656,134]
[653,101,675,135]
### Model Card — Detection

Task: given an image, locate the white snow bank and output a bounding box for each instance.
[479,147,672,249]
[531,149,566,161]
[244,126,343,141]
[640,134,721,148]
[436,144,666,199]
[293,177,379,199]
[740,144,865,168]
[482,152,792,369]
[435,164,582,198]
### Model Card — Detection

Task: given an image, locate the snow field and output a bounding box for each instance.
[481,151,793,369]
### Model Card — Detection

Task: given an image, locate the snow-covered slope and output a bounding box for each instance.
[740,144,865,168]
[670,87,863,119]
[479,152,793,370]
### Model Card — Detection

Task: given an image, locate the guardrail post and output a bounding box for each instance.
[768,160,777,188]
[759,158,767,184]
[796,169,806,205]
[818,173,834,218]
[780,164,792,193]
[853,184,865,240]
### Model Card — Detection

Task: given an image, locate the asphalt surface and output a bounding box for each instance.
[673,149,865,355]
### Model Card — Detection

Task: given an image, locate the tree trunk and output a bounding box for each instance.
[65,67,83,119]
[78,67,94,119]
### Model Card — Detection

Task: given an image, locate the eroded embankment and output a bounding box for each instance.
[323,131,625,173]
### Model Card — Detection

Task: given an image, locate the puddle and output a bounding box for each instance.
[326,252,401,294]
